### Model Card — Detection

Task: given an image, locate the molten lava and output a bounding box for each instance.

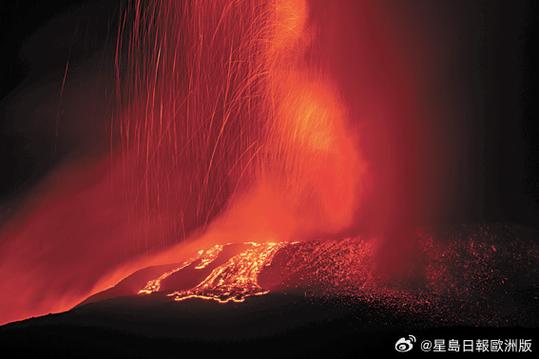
[137,242,287,303]
[137,244,227,296]
[168,242,286,303]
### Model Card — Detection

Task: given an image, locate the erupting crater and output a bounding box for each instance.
[83,225,539,328]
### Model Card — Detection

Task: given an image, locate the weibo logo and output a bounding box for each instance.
[395,335,416,353]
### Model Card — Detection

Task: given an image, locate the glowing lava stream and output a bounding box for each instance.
[138,242,287,303]
[138,244,225,295]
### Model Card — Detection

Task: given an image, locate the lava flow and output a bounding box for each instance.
[137,244,227,295]
[135,242,285,303]
[167,242,286,303]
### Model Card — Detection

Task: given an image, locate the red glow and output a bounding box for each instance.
[0,0,438,324]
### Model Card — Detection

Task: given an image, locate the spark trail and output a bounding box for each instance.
[116,0,363,251]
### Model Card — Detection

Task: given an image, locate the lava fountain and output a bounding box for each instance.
[115,0,364,250]
[0,0,364,324]
[114,0,364,304]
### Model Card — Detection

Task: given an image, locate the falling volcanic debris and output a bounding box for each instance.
[112,0,364,306]
[114,0,364,250]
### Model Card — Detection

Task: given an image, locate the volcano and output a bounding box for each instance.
[1,0,539,357]
[1,224,538,357]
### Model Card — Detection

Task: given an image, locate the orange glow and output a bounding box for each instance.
[138,244,224,295]
[0,0,367,324]
[164,242,286,303]
[271,0,308,53]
